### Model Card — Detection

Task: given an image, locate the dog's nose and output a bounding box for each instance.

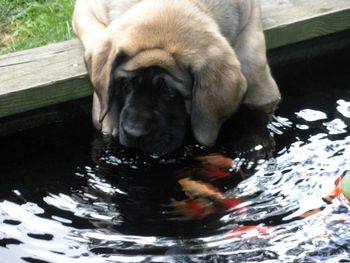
[122,121,151,140]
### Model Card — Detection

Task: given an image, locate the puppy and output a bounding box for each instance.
[73,0,280,155]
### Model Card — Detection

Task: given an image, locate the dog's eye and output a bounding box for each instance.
[117,77,127,86]
[157,78,177,99]
[117,77,133,93]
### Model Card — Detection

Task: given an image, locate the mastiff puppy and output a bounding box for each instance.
[73,0,281,155]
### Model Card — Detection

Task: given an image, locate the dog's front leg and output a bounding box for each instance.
[73,0,119,135]
[228,1,280,157]
[233,1,280,112]
[72,0,109,51]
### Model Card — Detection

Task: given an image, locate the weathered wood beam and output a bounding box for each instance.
[0,40,91,118]
[264,2,350,48]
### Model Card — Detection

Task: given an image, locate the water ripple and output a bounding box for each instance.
[1,99,350,262]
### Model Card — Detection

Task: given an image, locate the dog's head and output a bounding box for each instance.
[110,49,193,154]
[85,23,246,155]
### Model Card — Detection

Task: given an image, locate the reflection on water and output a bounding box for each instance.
[1,95,350,263]
[1,66,350,262]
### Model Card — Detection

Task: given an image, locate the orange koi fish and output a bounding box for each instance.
[195,154,234,169]
[193,166,232,180]
[297,174,344,219]
[171,178,244,219]
[178,178,226,200]
[195,154,249,179]
[228,225,276,239]
[171,198,214,220]
[323,175,343,203]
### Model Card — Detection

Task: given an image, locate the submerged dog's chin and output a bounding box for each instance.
[119,133,183,156]
[140,142,181,156]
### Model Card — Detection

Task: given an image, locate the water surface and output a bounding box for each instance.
[1,52,350,262]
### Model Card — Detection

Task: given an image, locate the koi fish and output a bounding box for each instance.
[171,178,244,219]
[170,198,214,220]
[298,174,345,219]
[183,165,232,180]
[323,174,343,203]
[169,152,247,220]
[195,154,249,180]
[178,178,225,200]
[195,154,234,169]
[180,154,235,181]
[228,225,276,239]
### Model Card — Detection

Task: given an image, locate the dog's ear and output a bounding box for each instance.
[84,41,128,122]
[191,51,247,147]
[101,51,130,122]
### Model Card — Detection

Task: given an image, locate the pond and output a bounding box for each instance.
[1,50,350,263]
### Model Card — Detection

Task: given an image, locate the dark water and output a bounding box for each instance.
[1,52,350,263]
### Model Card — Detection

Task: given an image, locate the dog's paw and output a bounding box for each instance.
[218,107,277,162]
[235,129,276,160]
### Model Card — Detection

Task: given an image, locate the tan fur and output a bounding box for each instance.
[73,0,280,146]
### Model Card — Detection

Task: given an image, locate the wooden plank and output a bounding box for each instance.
[0,0,350,121]
[0,76,91,117]
[262,0,350,29]
[0,40,85,93]
[263,0,350,48]
[0,40,92,118]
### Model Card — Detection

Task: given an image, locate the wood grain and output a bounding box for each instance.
[0,40,92,118]
[264,3,350,48]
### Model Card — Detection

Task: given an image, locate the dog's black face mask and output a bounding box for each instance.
[112,67,189,155]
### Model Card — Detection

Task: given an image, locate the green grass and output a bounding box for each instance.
[0,0,75,55]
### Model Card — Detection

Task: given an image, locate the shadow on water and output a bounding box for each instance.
[1,48,350,262]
